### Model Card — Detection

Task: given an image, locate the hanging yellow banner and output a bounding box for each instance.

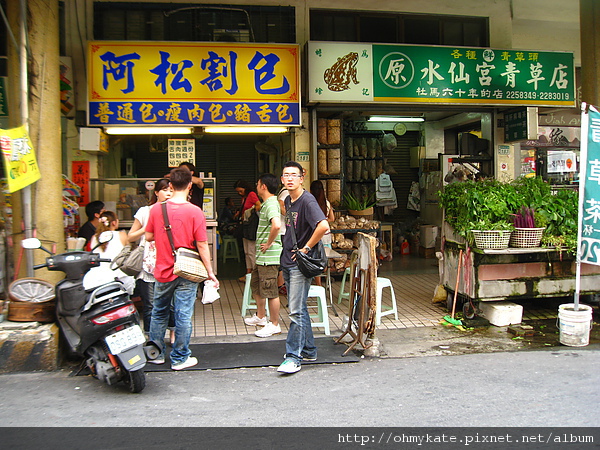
[1,126,41,193]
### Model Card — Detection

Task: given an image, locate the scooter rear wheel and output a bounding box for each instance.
[124,369,146,393]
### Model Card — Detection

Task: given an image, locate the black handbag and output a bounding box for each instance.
[286,210,328,278]
[242,208,259,241]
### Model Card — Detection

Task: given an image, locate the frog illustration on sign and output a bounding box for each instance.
[324,52,359,92]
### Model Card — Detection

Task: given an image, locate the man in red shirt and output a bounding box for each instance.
[146,168,218,370]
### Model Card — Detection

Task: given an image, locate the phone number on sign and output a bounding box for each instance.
[505,90,571,100]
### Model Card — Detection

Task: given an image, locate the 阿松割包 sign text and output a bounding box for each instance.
[308,42,574,107]
[88,41,300,127]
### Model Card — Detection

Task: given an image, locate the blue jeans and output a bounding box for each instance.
[149,277,198,365]
[282,266,317,363]
[135,279,153,332]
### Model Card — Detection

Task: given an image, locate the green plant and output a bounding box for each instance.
[438,177,577,253]
[438,179,514,239]
[470,218,514,232]
[343,192,375,210]
[537,188,578,253]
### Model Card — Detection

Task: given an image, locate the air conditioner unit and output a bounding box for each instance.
[80,127,108,153]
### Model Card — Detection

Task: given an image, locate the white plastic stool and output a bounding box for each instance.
[240,273,269,318]
[221,235,240,263]
[307,285,330,335]
[375,277,398,325]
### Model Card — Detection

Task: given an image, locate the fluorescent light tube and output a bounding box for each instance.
[203,126,288,134]
[104,127,194,135]
[367,116,424,122]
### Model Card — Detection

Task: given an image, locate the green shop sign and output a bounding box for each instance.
[308,42,575,107]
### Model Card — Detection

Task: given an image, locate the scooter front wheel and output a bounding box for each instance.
[124,369,146,393]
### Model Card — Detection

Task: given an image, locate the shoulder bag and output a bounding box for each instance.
[286,210,328,278]
[111,243,144,277]
[161,202,208,283]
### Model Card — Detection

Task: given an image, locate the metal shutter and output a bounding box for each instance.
[383,131,420,223]
[131,139,256,214]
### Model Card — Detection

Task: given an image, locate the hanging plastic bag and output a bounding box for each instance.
[201,279,220,304]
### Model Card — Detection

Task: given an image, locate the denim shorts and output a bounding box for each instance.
[251,265,279,299]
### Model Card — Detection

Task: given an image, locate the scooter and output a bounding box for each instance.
[21,233,160,393]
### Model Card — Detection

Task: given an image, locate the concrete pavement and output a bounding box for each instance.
[0,343,598,428]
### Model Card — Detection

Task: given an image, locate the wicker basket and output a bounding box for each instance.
[471,230,512,249]
[509,227,545,248]
[348,207,374,221]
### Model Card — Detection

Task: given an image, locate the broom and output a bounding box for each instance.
[443,249,463,326]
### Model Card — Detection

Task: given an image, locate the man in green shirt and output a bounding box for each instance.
[244,173,283,337]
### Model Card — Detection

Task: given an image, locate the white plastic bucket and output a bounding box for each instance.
[558,303,593,347]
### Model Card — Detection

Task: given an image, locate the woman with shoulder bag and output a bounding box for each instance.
[84,211,136,295]
[128,179,175,337]
[233,179,261,282]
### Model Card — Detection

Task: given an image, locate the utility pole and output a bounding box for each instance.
[580,0,600,106]
[8,0,63,283]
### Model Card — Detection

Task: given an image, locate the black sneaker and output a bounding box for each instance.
[283,353,317,362]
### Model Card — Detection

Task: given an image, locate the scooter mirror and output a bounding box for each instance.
[21,238,42,249]
[98,231,113,244]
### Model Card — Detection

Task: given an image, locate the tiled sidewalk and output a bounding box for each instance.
[191,265,563,338]
[192,272,443,338]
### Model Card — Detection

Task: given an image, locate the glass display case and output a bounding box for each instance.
[90,177,218,225]
[89,178,157,226]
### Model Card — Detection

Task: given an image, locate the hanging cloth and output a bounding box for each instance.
[376,173,397,209]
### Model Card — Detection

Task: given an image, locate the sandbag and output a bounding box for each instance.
[318,148,329,175]
[367,138,376,158]
[327,119,341,145]
[327,179,341,207]
[346,160,354,182]
[317,118,328,144]
[359,137,367,158]
[328,148,341,176]
[345,137,354,158]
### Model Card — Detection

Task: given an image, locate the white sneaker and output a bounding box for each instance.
[171,356,198,371]
[255,322,281,338]
[277,358,301,374]
[147,356,165,365]
[244,314,268,326]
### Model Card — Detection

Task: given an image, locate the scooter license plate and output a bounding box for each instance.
[105,325,145,355]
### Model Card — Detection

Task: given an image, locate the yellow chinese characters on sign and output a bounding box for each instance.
[1,126,41,193]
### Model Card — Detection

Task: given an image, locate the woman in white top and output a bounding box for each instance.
[84,211,135,295]
[310,180,335,243]
[128,179,173,333]
[310,180,335,287]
